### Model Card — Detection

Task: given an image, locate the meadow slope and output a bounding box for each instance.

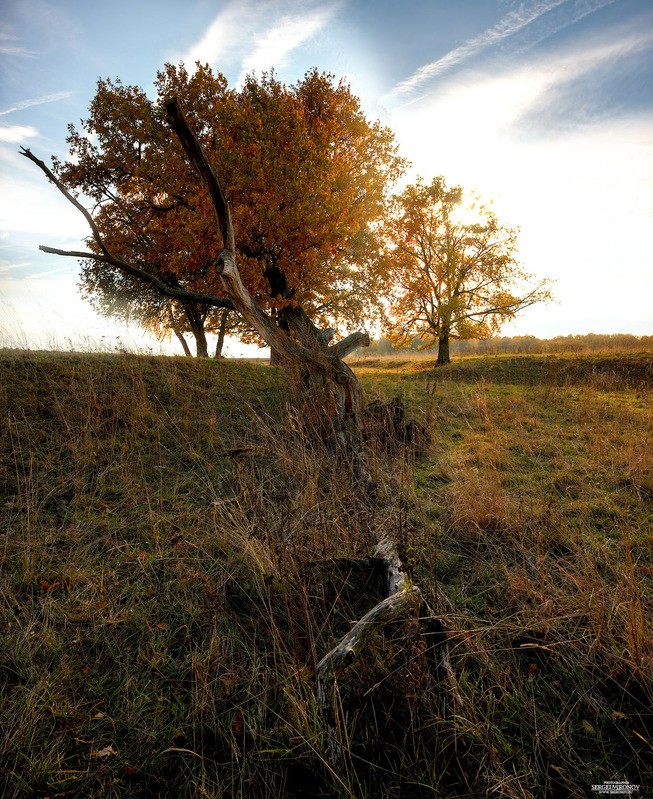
[1,350,652,797]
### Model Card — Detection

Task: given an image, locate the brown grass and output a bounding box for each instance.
[1,349,652,797]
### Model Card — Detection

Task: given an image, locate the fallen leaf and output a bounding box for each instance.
[91,745,117,759]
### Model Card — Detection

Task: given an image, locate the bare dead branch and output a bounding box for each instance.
[24,101,369,435]
[22,147,234,311]
[165,97,235,253]
[330,331,370,359]
[20,147,113,260]
[36,247,232,309]
[164,98,370,380]
[316,529,465,765]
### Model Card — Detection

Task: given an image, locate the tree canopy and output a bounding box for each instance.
[383,176,552,364]
[55,64,405,355]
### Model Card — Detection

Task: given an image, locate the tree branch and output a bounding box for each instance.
[163,98,334,368]
[330,331,370,359]
[319,327,335,344]
[22,147,235,311]
[164,97,369,372]
[20,147,113,261]
[165,97,235,253]
[37,247,233,309]
[24,103,369,379]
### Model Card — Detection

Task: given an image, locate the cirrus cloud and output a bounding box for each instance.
[387,0,620,106]
[178,0,342,84]
[0,90,74,117]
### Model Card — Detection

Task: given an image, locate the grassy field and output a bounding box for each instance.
[1,349,652,797]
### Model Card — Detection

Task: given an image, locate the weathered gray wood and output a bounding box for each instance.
[373,534,407,595]
[317,587,421,764]
[316,532,465,765]
[318,587,421,674]
[163,98,368,444]
[165,97,234,254]
[20,148,233,310]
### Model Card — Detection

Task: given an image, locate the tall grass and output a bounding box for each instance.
[1,350,652,797]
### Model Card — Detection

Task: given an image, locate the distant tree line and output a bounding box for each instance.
[364,333,653,357]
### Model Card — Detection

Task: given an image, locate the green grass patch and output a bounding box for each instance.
[1,349,652,797]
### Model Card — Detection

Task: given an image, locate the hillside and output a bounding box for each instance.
[1,350,652,797]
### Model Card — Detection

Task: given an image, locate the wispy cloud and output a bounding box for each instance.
[511,28,653,130]
[180,0,267,67]
[0,91,74,117]
[0,262,31,274]
[387,0,619,104]
[237,5,339,82]
[25,267,71,281]
[392,27,653,159]
[0,29,33,57]
[0,124,37,143]
[0,43,33,56]
[179,0,341,82]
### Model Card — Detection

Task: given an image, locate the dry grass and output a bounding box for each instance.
[356,352,653,795]
[1,349,652,797]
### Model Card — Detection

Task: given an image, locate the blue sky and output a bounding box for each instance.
[1,0,652,353]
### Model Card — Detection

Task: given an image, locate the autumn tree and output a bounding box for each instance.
[383,177,552,365]
[53,64,402,357]
[23,68,405,460]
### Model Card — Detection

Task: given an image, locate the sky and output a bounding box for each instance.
[1,0,652,355]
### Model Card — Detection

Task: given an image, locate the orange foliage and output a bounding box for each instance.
[382,177,552,357]
[56,64,405,343]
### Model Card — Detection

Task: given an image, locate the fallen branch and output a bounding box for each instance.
[317,587,421,764]
[316,532,464,766]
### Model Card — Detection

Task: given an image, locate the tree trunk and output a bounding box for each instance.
[272,304,368,453]
[167,303,192,357]
[165,98,370,460]
[214,308,229,358]
[269,347,282,366]
[437,331,450,365]
[184,304,209,358]
[25,100,370,451]
[173,327,192,357]
[193,325,209,358]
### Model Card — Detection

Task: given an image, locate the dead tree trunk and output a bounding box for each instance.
[269,347,282,366]
[164,98,369,456]
[316,533,464,766]
[21,99,371,463]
